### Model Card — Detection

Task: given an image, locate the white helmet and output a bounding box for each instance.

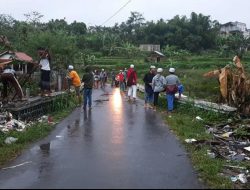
[157,68,163,73]
[68,65,74,70]
[130,64,134,68]
[169,68,175,73]
[150,65,156,69]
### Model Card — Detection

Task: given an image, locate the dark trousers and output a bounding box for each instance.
[154,92,160,106]
[41,70,51,91]
[1,73,24,99]
[83,88,92,109]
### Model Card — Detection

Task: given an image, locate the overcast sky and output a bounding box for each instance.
[1,0,250,28]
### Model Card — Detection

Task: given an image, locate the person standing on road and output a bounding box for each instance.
[100,69,107,88]
[110,69,116,88]
[127,64,137,102]
[165,68,181,113]
[143,65,156,108]
[67,65,81,105]
[93,70,100,89]
[82,67,94,111]
[152,68,166,111]
[123,68,128,90]
[117,70,125,92]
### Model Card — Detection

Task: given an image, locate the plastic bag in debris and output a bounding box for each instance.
[231,173,248,184]
[221,132,234,138]
[207,150,216,159]
[237,174,248,184]
[206,127,216,134]
[5,137,18,144]
[38,115,48,123]
[231,154,246,162]
[4,119,26,131]
[244,146,250,152]
[195,116,203,121]
[185,139,197,143]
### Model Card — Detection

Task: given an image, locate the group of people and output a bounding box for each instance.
[143,65,183,113]
[93,69,107,89]
[1,48,182,114]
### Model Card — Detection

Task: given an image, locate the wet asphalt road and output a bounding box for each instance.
[0,87,203,189]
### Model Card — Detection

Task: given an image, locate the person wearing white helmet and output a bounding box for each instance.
[165,67,181,113]
[67,65,81,105]
[152,68,166,111]
[143,65,156,108]
[127,64,137,102]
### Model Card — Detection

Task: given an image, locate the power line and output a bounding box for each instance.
[101,0,132,26]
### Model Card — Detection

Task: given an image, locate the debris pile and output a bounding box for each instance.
[186,118,250,187]
[0,112,54,134]
[0,112,27,133]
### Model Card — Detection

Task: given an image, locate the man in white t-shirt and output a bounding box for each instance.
[38,48,51,96]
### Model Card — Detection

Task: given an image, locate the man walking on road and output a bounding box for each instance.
[100,69,107,88]
[143,65,156,108]
[82,67,94,111]
[127,64,137,102]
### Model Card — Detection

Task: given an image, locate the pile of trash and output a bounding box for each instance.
[0,112,54,134]
[0,112,27,133]
[186,117,250,187]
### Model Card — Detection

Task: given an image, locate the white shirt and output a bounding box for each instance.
[39,59,50,71]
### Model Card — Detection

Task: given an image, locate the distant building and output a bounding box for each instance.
[139,44,160,52]
[220,21,250,38]
[147,51,165,63]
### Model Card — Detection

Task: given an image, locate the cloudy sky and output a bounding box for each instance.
[1,0,249,28]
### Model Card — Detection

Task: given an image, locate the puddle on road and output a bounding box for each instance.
[94,99,109,102]
[101,93,113,96]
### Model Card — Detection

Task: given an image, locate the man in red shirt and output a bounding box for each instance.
[126,64,137,102]
[116,70,125,92]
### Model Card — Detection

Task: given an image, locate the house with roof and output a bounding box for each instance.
[220,21,250,38]
[0,51,35,74]
[139,44,165,62]
[148,50,165,63]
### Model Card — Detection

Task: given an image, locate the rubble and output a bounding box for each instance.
[186,119,250,187]
[0,112,28,133]
[0,112,53,134]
